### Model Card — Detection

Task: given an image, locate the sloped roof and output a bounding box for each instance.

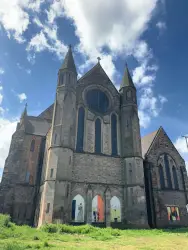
[25,116,51,136]
[141,129,159,158]
[38,104,54,120]
[60,45,77,74]
[120,65,135,90]
[78,62,119,95]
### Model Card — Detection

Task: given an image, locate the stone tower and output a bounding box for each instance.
[119,65,148,227]
[38,46,77,226]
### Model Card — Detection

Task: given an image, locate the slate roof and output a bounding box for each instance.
[141,129,159,158]
[38,104,54,120]
[119,65,135,90]
[25,116,51,136]
[60,45,77,74]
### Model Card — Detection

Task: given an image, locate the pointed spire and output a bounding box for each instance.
[120,64,135,90]
[21,103,27,120]
[60,45,77,75]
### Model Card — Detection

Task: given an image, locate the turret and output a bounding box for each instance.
[119,64,148,227]
[119,64,141,158]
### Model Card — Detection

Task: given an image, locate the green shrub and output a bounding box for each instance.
[33,235,40,240]
[40,223,59,233]
[2,242,24,250]
[43,241,49,247]
[0,214,11,227]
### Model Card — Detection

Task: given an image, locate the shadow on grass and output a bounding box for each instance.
[162,227,188,234]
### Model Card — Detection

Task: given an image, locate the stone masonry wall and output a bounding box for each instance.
[72,153,122,185]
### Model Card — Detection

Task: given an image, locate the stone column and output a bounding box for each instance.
[86,188,92,224]
[105,189,111,227]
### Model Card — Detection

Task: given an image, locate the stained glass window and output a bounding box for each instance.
[172,166,179,190]
[95,118,101,153]
[158,165,165,189]
[86,89,109,113]
[111,114,117,155]
[76,107,85,152]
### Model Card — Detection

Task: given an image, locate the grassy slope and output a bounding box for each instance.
[0,214,188,250]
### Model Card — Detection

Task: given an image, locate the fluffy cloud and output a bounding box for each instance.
[174,136,188,171]
[132,40,167,128]
[62,0,158,54]
[0,68,5,75]
[17,93,27,103]
[0,118,17,182]
[174,136,188,154]
[27,24,67,60]
[156,21,166,31]
[44,0,159,80]
[138,87,167,128]
[0,0,44,42]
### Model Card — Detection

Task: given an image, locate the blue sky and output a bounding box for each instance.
[0,0,188,179]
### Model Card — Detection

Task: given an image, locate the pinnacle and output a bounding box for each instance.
[119,64,135,90]
[60,45,77,75]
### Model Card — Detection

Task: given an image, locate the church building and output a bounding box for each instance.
[0,46,188,228]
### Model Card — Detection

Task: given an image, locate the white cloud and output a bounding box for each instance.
[0,0,44,42]
[17,93,27,103]
[26,69,31,74]
[62,0,158,54]
[27,31,50,52]
[44,0,159,80]
[138,87,167,128]
[138,110,151,129]
[27,25,67,60]
[17,63,31,74]
[131,40,167,128]
[0,118,17,182]
[33,17,44,28]
[174,136,188,172]
[156,21,166,31]
[0,93,3,106]
[0,68,4,75]
[174,136,188,154]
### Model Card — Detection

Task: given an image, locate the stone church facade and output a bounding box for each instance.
[0,46,188,228]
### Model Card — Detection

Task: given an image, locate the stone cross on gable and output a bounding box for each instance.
[97,57,101,63]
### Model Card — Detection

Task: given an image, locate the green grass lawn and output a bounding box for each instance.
[1,214,188,250]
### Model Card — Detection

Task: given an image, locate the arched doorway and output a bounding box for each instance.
[71,194,84,222]
[110,196,121,222]
[92,195,104,222]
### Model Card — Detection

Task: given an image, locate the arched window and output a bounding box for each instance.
[95,118,101,154]
[71,194,84,222]
[110,196,121,222]
[30,140,35,152]
[158,165,165,189]
[76,107,85,152]
[126,90,132,100]
[92,195,104,222]
[180,166,186,191]
[111,114,117,156]
[173,166,179,190]
[164,154,172,189]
